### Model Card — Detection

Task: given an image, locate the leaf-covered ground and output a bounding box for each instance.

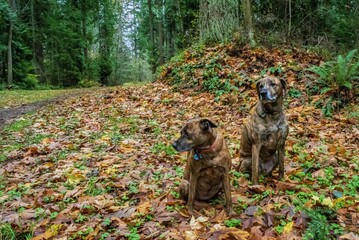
[0,83,358,239]
[0,89,87,109]
[0,47,358,239]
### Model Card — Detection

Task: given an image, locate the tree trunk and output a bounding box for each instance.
[288,0,292,37]
[7,23,13,85]
[156,0,164,65]
[148,0,154,48]
[241,0,255,46]
[31,0,46,83]
[133,0,138,57]
[7,0,15,86]
[199,0,239,43]
[174,0,183,49]
[81,2,88,72]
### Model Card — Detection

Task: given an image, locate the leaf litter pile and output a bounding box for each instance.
[0,46,358,239]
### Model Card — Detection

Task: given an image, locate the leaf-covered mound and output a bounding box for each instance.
[157,44,322,97]
[0,82,358,239]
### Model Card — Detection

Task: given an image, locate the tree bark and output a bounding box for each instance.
[241,0,256,46]
[7,23,13,85]
[199,0,239,43]
[7,0,15,85]
[156,0,164,65]
[148,0,154,48]
[31,0,46,83]
[288,0,292,37]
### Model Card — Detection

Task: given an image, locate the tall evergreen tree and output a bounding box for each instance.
[199,0,239,43]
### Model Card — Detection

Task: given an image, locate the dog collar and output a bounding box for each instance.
[195,134,220,154]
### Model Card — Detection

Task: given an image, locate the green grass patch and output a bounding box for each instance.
[4,119,32,132]
[0,154,6,163]
[0,89,82,108]
[151,142,177,156]
[0,223,16,240]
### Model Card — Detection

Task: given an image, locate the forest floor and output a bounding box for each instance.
[0,88,97,129]
[0,46,358,239]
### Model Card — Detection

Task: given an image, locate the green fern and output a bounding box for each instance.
[302,207,343,240]
[306,49,359,116]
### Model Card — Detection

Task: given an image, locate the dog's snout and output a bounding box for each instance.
[172,141,178,150]
[260,90,267,98]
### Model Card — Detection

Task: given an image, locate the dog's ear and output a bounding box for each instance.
[200,119,217,131]
[256,80,261,98]
[280,78,287,96]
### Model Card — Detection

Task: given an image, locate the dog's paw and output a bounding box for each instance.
[226,209,237,217]
[187,205,195,216]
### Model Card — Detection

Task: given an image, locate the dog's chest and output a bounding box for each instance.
[260,121,288,149]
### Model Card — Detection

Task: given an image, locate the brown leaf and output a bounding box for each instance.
[20,209,36,220]
[111,206,137,219]
[263,211,274,227]
[249,226,263,240]
[244,206,259,216]
[339,232,359,240]
[248,185,266,194]
[212,227,250,240]
[275,181,299,191]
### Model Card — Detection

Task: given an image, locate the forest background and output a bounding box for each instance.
[1,0,358,89]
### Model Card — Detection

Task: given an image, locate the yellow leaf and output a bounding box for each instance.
[67,172,85,184]
[41,138,52,145]
[105,166,117,175]
[322,197,333,207]
[32,224,63,240]
[137,201,152,214]
[44,162,54,168]
[119,144,135,153]
[312,196,319,202]
[283,221,293,234]
[101,135,111,142]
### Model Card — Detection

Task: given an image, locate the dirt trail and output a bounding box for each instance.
[0,89,94,129]
[0,99,56,129]
[0,88,104,129]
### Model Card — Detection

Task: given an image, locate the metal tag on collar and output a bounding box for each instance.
[194,152,203,161]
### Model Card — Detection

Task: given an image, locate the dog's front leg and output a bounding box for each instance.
[187,172,197,215]
[252,144,262,185]
[278,143,285,179]
[223,171,235,216]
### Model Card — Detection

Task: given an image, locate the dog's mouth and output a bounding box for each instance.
[260,94,277,103]
[172,142,193,152]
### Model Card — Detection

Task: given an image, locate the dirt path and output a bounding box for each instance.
[0,98,61,129]
[0,88,103,129]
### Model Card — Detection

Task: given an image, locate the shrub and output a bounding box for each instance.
[13,74,39,89]
[78,79,101,88]
[306,49,359,116]
[302,207,344,240]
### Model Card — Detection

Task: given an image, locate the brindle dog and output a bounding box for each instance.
[238,76,288,185]
[172,118,234,216]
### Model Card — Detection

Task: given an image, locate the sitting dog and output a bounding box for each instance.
[238,76,289,185]
[172,118,234,215]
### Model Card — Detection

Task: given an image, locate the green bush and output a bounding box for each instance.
[78,79,101,88]
[13,74,39,89]
[306,49,359,116]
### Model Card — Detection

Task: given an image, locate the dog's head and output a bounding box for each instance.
[172,118,217,152]
[256,76,287,103]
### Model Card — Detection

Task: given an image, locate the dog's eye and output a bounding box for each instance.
[270,82,276,87]
[259,84,264,88]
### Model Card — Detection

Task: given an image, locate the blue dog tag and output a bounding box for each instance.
[194,153,202,161]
